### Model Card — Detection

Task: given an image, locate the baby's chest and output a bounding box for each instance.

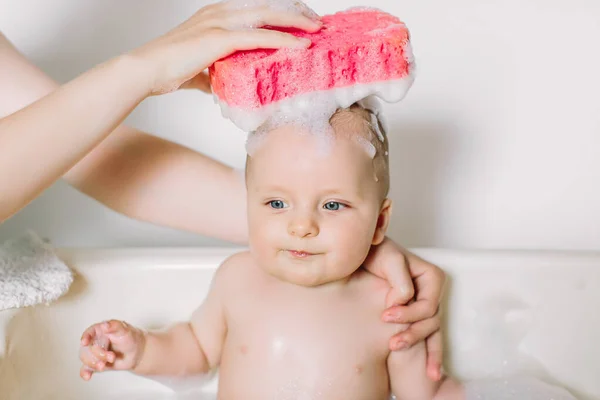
[223,290,393,371]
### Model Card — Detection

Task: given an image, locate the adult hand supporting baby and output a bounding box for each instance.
[363,237,445,381]
[0,1,321,222]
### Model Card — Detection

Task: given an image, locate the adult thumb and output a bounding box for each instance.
[179,71,212,93]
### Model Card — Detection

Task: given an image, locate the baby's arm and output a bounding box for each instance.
[80,262,229,379]
[134,269,228,376]
[387,341,464,400]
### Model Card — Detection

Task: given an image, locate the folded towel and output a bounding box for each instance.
[0,231,73,311]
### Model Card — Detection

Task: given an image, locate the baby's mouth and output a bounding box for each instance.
[286,250,318,259]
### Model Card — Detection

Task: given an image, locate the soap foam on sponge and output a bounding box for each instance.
[210,5,415,140]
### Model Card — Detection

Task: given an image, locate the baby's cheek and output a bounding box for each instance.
[326,222,372,262]
[250,217,283,252]
[341,217,373,244]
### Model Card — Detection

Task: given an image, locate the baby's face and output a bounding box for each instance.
[246,124,391,287]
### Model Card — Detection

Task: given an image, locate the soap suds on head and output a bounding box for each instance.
[238,75,398,162]
[218,77,412,135]
[247,101,391,197]
[330,103,391,195]
[245,111,335,158]
[243,84,350,157]
[353,135,377,159]
[357,95,387,143]
[246,98,388,161]
[245,129,268,156]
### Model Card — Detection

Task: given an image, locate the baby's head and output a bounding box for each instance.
[245,103,392,287]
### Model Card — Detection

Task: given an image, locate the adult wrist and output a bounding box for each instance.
[110,52,156,100]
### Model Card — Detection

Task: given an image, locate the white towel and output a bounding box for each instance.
[0,231,73,311]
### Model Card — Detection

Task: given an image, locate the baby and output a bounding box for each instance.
[78,104,464,399]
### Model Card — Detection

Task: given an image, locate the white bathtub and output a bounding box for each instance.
[0,247,598,399]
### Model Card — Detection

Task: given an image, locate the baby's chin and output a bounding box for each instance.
[263,261,349,288]
[280,272,332,287]
[260,266,322,287]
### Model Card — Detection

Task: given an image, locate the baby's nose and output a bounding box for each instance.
[287,214,319,238]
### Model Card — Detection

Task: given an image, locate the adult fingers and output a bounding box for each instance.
[389,312,440,350]
[239,7,322,32]
[382,252,416,308]
[363,240,416,307]
[227,28,312,52]
[383,298,439,324]
[198,2,321,32]
[179,72,211,93]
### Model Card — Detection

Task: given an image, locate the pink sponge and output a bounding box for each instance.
[209,7,415,132]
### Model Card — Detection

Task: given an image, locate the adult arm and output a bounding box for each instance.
[0,4,320,223]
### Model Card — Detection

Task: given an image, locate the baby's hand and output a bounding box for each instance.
[79,320,146,381]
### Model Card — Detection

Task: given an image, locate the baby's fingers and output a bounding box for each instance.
[101,320,130,337]
[79,346,108,372]
[80,325,99,346]
[80,365,94,381]
[79,363,109,381]
[89,343,116,364]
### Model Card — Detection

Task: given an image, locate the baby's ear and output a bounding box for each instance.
[372,198,392,245]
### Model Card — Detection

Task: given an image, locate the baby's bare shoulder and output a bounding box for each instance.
[215,250,255,276]
[352,268,391,302]
[212,251,260,291]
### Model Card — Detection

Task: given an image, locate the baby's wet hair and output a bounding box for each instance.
[328,103,390,198]
[245,102,391,199]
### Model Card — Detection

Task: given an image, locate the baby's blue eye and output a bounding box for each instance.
[324,201,344,211]
[269,200,287,209]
